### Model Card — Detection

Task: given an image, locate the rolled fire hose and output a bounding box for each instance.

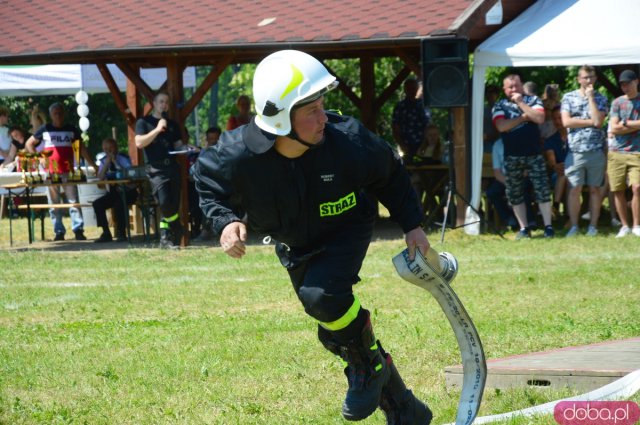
[469,368,640,424]
[393,248,487,425]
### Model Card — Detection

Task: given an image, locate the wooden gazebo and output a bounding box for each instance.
[1,0,535,238]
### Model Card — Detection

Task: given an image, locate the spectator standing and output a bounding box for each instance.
[226,95,253,131]
[25,102,97,241]
[523,81,538,97]
[0,106,11,164]
[486,138,536,231]
[560,65,608,237]
[539,84,561,140]
[608,69,640,237]
[194,50,432,423]
[483,85,501,153]
[392,78,430,162]
[544,106,569,221]
[493,74,554,239]
[30,105,47,135]
[204,126,221,148]
[0,126,30,170]
[393,77,431,205]
[93,138,138,243]
[134,91,185,249]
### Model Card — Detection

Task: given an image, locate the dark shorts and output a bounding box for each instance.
[504,155,551,205]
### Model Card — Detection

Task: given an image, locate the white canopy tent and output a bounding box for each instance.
[0,64,196,96]
[466,0,640,233]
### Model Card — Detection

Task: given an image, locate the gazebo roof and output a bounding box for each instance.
[1,0,533,65]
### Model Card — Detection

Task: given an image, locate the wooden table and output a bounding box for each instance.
[405,162,495,228]
[1,178,149,246]
[404,164,450,224]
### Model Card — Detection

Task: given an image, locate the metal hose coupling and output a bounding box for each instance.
[423,248,458,284]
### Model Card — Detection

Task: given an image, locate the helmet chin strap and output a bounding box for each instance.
[288,129,325,150]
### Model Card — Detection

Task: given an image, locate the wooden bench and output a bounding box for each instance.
[18,203,90,210]
[17,203,91,242]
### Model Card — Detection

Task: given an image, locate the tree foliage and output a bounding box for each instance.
[1,63,626,160]
[0,93,128,157]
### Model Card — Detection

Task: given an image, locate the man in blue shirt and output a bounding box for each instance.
[560,65,608,237]
[492,74,554,239]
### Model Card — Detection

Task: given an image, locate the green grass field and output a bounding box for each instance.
[0,218,639,424]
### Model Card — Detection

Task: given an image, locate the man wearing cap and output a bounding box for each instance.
[608,69,640,237]
[194,50,433,424]
[560,65,609,237]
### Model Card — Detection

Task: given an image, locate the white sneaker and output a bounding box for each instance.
[611,218,622,227]
[566,225,579,237]
[633,226,640,237]
[581,211,591,221]
[585,225,598,237]
[616,226,631,238]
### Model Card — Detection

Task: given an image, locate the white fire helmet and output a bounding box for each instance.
[253,50,338,136]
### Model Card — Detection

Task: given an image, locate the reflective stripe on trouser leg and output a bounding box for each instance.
[318,295,361,331]
[164,213,179,223]
[160,212,179,229]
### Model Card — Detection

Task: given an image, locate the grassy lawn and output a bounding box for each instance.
[0,217,639,424]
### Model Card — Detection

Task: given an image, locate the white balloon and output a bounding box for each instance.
[77,104,89,117]
[75,90,88,105]
[79,117,90,132]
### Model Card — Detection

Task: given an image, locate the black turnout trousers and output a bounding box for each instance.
[146,162,181,219]
[276,214,375,327]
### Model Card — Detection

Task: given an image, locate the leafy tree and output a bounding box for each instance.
[0,93,127,157]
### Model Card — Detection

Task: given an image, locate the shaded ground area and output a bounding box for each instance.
[1,217,406,253]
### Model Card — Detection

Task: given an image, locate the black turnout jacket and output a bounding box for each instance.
[192,112,423,249]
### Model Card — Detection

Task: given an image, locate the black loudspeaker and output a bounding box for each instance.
[421,37,469,108]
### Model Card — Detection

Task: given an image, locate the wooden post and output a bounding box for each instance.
[359,54,376,132]
[451,107,467,226]
[126,76,142,166]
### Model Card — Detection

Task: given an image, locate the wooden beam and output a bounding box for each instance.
[180,55,234,122]
[95,63,135,127]
[322,61,361,109]
[125,70,143,165]
[395,48,421,76]
[115,61,156,102]
[373,65,411,113]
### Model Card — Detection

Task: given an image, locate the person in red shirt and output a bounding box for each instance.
[26,102,96,241]
[225,95,253,130]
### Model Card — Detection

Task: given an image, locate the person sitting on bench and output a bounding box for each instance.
[93,138,137,243]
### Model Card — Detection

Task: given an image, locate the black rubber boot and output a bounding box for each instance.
[159,227,178,249]
[169,220,184,246]
[378,347,432,425]
[318,315,390,421]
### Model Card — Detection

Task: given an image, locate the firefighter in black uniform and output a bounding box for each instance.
[135,91,185,249]
[193,50,433,424]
